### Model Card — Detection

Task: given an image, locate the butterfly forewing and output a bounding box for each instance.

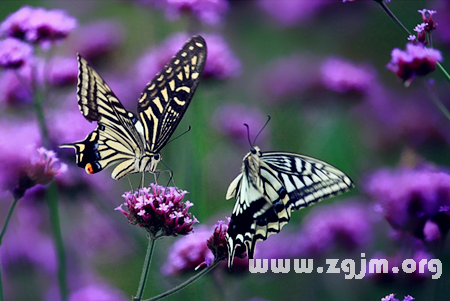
[226,148,354,268]
[138,35,207,153]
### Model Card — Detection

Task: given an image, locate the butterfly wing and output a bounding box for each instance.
[60,54,146,179]
[226,151,354,268]
[137,35,207,154]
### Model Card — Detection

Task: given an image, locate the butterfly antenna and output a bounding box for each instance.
[160,160,176,189]
[243,123,252,147]
[252,115,271,145]
[166,126,192,146]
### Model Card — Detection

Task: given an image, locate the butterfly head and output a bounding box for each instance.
[143,152,162,173]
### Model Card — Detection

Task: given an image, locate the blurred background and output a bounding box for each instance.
[1,0,450,300]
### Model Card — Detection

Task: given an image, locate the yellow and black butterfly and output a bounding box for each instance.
[226,142,354,268]
[61,35,207,180]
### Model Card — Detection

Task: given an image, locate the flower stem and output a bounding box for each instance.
[437,62,450,85]
[134,235,157,301]
[144,259,220,301]
[376,1,412,36]
[46,182,68,301]
[424,80,450,123]
[0,196,20,301]
[0,196,20,246]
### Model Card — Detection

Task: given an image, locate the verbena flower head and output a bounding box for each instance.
[381,294,414,301]
[418,9,437,32]
[0,37,33,69]
[116,184,198,237]
[74,20,126,61]
[387,43,442,86]
[0,6,77,50]
[382,294,399,301]
[296,200,374,256]
[212,103,267,144]
[206,218,229,261]
[320,56,376,95]
[154,0,229,25]
[258,0,327,27]
[364,166,450,238]
[161,225,212,275]
[47,56,78,86]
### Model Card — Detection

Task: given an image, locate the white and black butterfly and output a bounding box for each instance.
[61,35,207,180]
[226,144,354,268]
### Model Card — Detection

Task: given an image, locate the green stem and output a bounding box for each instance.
[0,196,20,246]
[424,80,450,123]
[0,196,20,301]
[437,63,450,84]
[144,259,220,301]
[377,1,412,36]
[46,183,68,301]
[134,235,156,301]
[33,82,50,148]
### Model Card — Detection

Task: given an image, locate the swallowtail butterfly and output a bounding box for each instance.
[61,35,207,180]
[226,145,354,268]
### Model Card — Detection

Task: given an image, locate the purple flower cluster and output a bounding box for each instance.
[0,37,33,69]
[212,103,267,144]
[364,166,450,239]
[206,218,229,261]
[258,0,327,27]
[297,200,374,256]
[0,120,66,198]
[161,225,212,275]
[0,6,77,50]
[382,294,414,301]
[320,56,376,95]
[387,43,442,86]
[151,0,229,25]
[116,184,198,237]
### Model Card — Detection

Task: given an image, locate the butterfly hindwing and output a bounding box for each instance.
[138,35,207,153]
[226,147,354,268]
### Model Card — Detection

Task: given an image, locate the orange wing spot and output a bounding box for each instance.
[85,163,95,174]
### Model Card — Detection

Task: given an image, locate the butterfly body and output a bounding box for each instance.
[61,35,207,180]
[226,146,354,268]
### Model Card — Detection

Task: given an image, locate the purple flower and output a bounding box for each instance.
[258,0,328,27]
[201,33,241,79]
[364,166,450,238]
[206,218,230,262]
[257,53,320,103]
[296,200,374,257]
[418,9,437,32]
[73,20,126,61]
[68,283,128,301]
[116,184,198,237]
[0,120,66,198]
[136,32,240,87]
[382,294,399,301]
[320,56,376,95]
[0,6,77,49]
[387,43,442,86]
[47,56,78,86]
[381,294,414,301]
[212,103,267,144]
[161,225,212,275]
[152,0,229,25]
[0,37,33,69]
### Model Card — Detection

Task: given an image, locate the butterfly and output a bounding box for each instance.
[61,35,207,180]
[226,144,354,268]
